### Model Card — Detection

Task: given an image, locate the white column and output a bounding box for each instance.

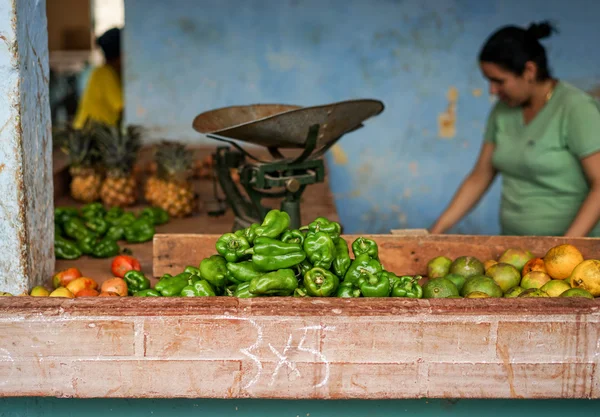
[0,0,53,294]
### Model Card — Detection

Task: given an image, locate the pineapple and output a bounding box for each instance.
[59,125,103,203]
[144,142,170,205]
[152,141,196,218]
[95,123,142,207]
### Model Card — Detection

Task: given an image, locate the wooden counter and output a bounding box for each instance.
[2,233,600,400]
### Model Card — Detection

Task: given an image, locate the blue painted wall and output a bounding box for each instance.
[123,0,600,234]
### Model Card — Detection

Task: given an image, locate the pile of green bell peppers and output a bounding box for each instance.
[54,203,169,260]
[146,209,423,299]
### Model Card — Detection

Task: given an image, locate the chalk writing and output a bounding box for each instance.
[216,316,335,389]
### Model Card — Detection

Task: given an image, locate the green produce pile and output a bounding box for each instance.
[134,209,424,298]
[54,203,169,260]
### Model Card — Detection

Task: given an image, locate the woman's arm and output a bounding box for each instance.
[429,142,498,234]
[563,152,600,237]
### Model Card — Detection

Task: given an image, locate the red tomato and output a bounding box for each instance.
[111,255,141,278]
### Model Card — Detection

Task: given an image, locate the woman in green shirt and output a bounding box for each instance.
[431,21,600,237]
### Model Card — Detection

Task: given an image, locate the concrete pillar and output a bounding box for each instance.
[0,1,53,294]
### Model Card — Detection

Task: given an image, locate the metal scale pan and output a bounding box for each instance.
[192,99,385,161]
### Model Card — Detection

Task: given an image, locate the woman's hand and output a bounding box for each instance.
[564,152,600,237]
[430,142,497,234]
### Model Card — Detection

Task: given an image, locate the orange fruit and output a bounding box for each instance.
[570,259,600,297]
[498,248,534,272]
[544,244,584,280]
[49,287,75,298]
[75,288,100,297]
[98,291,120,297]
[101,278,128,297]
[30,286,50,297]
[521,271,551,289]
[522,257,547,277]
[483,259,498,272]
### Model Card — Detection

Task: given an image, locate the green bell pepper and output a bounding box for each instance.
[63,217,96,241]
[226,261,264,284]
[54,222,63,237]
[304,267,339,297]
[332,237,352,278]
[358,271,390,297]
[216,233,252,263]
[248,268,298,296]
[107,211,136,228]
[124,270,151,295]
[77,235,97,255]
[81,202,106,220]
[181,279,216,297]
[133,289,161,297]
[55,236,82,260]
[296,259,313,278]
[234,223,260,245]
[104,207,124,224]
[302,217,341,239]
[281,229,305,245]
[255,210,290,239]
[380,270,401,291]
[251,237,306,272]
[54,207,80,225]
[294,285,309,298]
[155,272,197,297]
[199,255,228,289]
[91,237,120,258]
[234,281,257,298]
[184,266,202,277]
[303,231,336,270]
[124,218,155,243]
[344,253,383,286]
[105,225,125,241]
[391,276,423,298]
[336,281,361,298]
[351,237,379,260]
[85,217,108,235]
[139,207,169,226]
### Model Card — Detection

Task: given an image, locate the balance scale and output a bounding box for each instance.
[192,99,384,231]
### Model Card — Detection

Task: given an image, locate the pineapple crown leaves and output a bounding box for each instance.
[57,122,101,168]
[93,121,143,176]
[154,140,195,182]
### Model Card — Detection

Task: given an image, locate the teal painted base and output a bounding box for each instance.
[1,398,598,417]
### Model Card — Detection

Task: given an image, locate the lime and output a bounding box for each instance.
[460,275,503,298]
[445,273,466,292]
[486,263,521,293]
[504,286,524,298]
[540,280,571,297]
[559,288,594,299]
[465,291,490,298]
[449,256,485,278]
[427,256,453,279]
[422,278,459,299]
[518,288,550,298]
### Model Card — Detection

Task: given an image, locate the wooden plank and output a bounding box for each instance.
[0,297,599,399]
[390,228,430,235]
[153,233,600,278]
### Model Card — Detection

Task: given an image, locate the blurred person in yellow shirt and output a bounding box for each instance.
[73,28,123,129]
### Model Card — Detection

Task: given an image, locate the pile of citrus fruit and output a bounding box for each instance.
[424,243,599,299]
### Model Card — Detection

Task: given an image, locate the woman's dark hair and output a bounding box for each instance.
[97,27,121,61]
[478,21,557,80]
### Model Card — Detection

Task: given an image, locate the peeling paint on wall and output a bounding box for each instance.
[330,144,348,165]
[438,86,458,139]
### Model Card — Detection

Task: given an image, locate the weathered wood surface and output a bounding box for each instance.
[153,233,600,278]
[0,297,598,399]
